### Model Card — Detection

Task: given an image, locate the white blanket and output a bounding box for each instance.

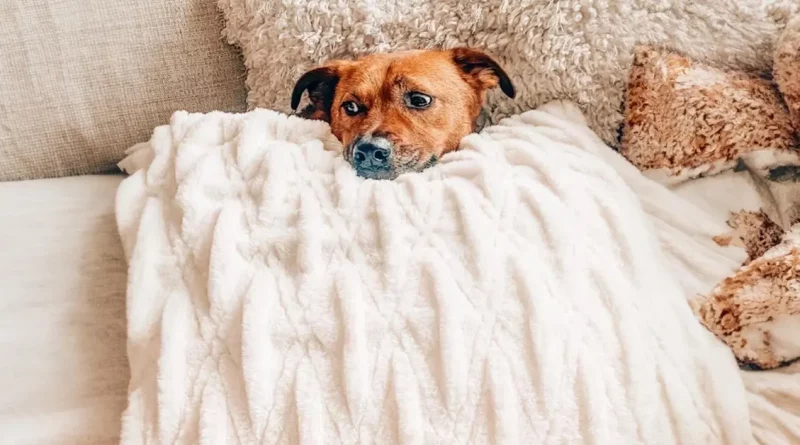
[116,101,754,444]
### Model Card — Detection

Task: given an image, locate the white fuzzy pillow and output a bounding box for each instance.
[217,0,795,145]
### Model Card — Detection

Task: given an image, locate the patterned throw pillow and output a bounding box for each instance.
[775,14,800,131]
[694,224,800,370]
[621,46,798,186]
[217,0,793,147]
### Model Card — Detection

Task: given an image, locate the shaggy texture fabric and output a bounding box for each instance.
[776,14,800,130]
[763,12,800,227]
[621,46,797,185]
[115,102,754,444]
[217,0,796,145]
[694,224,800,370]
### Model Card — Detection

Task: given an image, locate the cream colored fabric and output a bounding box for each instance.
[218,0,797,146]
[115,102,756,444]
[0,1,247,181]
[0,175,128,445]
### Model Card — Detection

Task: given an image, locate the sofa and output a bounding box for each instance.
[0,1,245,443]
[3,1,800,444]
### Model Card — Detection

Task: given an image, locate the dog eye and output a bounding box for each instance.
[341,101,364,116]
[405,92,433,110]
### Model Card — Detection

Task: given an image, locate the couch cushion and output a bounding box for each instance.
[0,175,128,444]
[0,1,247,181]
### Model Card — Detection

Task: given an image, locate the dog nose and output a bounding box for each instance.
[353,142,391,171]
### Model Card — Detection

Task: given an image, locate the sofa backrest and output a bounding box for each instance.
[0,0,247,181]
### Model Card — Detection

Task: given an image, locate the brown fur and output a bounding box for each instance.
[621,46,795,182]
[291,48,515,179]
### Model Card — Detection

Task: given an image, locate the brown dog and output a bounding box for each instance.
[291,48,515,180]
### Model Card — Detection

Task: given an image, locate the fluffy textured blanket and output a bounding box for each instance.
[116,102,753,444]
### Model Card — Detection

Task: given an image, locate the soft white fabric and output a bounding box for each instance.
[218,0,797,145]
[0,175,129,445]
[744,361,800,445]
[116,101,759,444]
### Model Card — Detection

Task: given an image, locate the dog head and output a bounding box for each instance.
[291,48,515,180]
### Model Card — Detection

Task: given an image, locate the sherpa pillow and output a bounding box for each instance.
[621,46,798,186]
[694,223,800,370]
[775,14,800,131]
[217,0,796,145]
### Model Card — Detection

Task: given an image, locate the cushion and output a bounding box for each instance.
[0,1,247,181]
[0,175,128,444]
[694,223,800,370]
[718,210,787,263]
[621,46,797,186]
[775,14,800,131]
[217,0,795,146]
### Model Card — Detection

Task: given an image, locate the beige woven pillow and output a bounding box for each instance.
[0,0,247,181]
[218,0,794,146]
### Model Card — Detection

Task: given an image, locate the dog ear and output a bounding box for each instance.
[290,64,343,122]
[450,48,515,99]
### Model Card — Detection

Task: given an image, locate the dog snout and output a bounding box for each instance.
[354,142,391,168]
[351,137,394,179]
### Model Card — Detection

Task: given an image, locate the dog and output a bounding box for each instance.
[290,48,515,180]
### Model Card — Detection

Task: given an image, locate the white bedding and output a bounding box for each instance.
[115,101,770,444]
[0,175,129,445]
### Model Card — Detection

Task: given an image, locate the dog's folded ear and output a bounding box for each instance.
[450,48,515,99]
[290,63,343,122]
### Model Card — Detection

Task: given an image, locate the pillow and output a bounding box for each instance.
[0,0,247,181]
[217,0,794,146]
[621,46,797,186]
[694,223,800,370]
[775,14,800,130]
[115,102,754,443]
[717,210,787,263]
